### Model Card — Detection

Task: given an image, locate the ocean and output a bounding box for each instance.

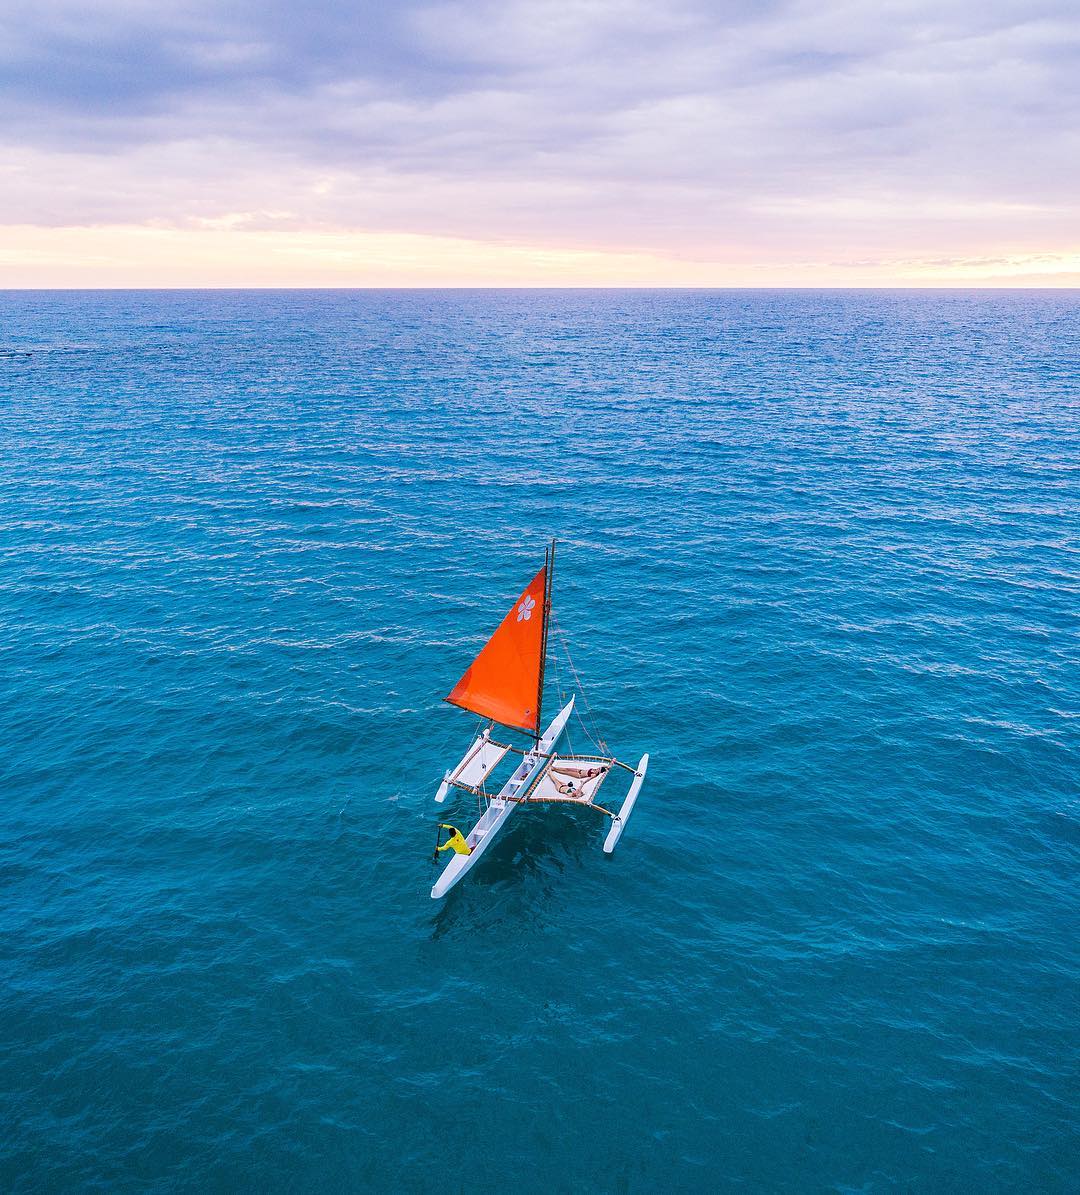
[1,289,1077,1192]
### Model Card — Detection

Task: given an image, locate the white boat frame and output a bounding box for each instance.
[430,697,575,899]
[603,753,649,853]
[430,540,649,898]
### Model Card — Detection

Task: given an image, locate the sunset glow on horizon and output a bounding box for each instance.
[3,1,1078,288]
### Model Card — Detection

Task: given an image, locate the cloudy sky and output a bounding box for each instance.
[2,0,1078,285]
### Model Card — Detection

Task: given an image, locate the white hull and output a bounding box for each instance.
[603,754,649,853]
[431,697,575,899]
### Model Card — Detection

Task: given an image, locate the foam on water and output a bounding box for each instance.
[1,290,1077,1191]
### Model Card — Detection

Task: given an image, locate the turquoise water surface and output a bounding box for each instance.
[1,290,1077,1191]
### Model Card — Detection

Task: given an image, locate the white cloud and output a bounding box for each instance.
[1,0,1077,282]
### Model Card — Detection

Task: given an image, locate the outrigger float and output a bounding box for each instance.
[431,541,648,899]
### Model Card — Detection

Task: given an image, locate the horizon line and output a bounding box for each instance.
[2,284,1078,292]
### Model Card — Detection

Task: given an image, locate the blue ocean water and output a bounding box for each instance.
[1,289,1077,1192]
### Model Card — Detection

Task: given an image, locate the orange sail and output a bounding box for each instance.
[445,565,548,733]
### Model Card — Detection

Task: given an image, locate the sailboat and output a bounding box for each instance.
[430,540,648,899]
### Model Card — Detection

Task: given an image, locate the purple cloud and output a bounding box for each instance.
[1,0,1077,279]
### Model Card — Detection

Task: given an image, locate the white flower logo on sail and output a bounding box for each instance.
[517,595,536,622]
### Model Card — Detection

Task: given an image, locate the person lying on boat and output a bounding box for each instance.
[548,762,608,797]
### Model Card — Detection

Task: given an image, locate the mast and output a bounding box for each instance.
[536,538,555,744]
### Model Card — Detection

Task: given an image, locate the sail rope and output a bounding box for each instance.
[550,613,609,756]
[547,628,575,756]
[477,718,492,810]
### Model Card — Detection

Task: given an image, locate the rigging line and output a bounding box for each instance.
[565,653,599,753]
[551,614,609,755]
[548,636,574,755]
[551,622,581,751]
[574,704,598,756]
[549,632,565,704]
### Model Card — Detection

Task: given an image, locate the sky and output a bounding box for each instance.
[2,0,1078,286]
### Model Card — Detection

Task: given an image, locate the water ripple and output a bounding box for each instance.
[0,289,1077,1193]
